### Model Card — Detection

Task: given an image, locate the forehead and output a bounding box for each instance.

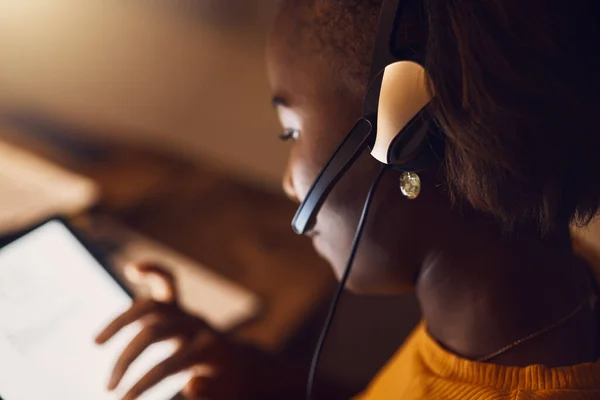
[268,1,318,60]
[266,2,332,102]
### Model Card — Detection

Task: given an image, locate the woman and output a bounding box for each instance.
[97,0,600,398]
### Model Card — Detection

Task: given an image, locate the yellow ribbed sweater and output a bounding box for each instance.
[357,322,600,399]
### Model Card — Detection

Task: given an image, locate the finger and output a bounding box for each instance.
[182,375,215,400]
[121,333,214,400]
[108,323,183,390]
[120,348,197,400]
[127,263,178,304]
[183,371,238,400]
[182,376,205,399]
[96,300,164,344]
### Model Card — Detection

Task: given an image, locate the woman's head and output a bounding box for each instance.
[266,0,600,294]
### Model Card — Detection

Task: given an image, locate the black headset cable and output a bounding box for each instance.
[306,164,391,400]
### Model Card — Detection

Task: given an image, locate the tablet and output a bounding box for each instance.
[0,219,192,400]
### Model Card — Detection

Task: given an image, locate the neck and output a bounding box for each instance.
[416,218,596,365]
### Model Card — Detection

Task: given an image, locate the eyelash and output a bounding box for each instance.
[279,128,300,142]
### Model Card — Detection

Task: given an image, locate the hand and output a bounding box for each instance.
[95,263,271,400]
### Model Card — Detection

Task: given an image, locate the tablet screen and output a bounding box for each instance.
[0,220,191,400]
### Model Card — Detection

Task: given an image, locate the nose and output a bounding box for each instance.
[282,165,300,204]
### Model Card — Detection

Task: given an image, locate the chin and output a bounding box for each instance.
[317,246,413,295]
[330,273,407,295]
[312,235,353,282]
[312,230,416,295]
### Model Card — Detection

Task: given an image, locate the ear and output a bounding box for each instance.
[371,61,431,164]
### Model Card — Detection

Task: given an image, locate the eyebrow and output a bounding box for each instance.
[272,97,287,108]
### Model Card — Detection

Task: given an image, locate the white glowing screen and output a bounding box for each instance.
[0,220,190,400]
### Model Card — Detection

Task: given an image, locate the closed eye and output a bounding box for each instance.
[279,128,300,141]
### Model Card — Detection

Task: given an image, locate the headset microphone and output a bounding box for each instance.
[297,0,444,398]
[292,0,442,236]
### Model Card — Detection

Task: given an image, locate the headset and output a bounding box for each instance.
[292,0,443,236]
[298,0,445,398]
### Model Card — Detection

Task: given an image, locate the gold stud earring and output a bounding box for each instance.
[399,172,421,200]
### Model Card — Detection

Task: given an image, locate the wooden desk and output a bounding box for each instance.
[0,127,334,351]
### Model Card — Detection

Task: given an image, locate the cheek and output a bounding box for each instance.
[286,119,347,204]
[314,168,424,294]
[279,97,424,294]
[297,151,426,293]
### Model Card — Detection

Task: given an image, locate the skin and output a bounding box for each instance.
[97,1,599,399]
[269,1,598,364]
[96,264,300,400]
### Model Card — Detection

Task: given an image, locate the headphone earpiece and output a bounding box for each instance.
[371,61,432,165]
[304,2,441,396]
[291,0,444,235]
